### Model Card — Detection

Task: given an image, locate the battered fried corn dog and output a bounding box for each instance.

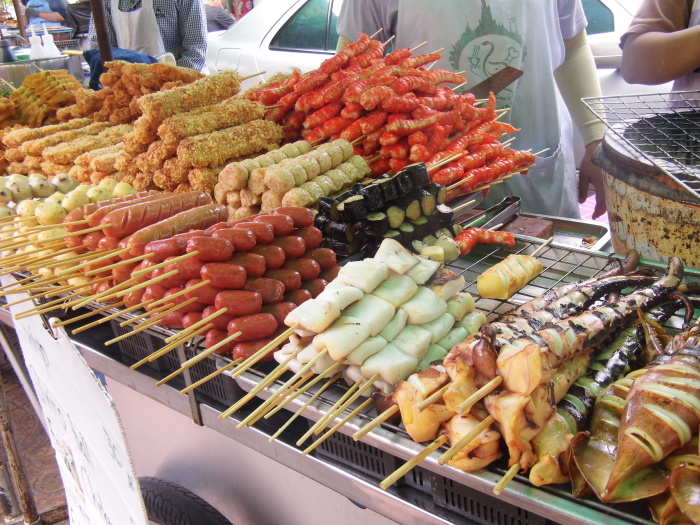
[74,143,123,167]
[43,124,132,164]
[138,70,243,120]
[3,118,93,147]
[91,145,125,173]
[188,166,222,195]
[157,98,265,144]
[177,119,284,168]
[21,122,112,156]
[149,62,204,84]
[153,157,190,191]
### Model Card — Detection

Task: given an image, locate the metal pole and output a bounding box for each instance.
[10,0,26,44]
[89,0,113,63]
[0,368,41,525]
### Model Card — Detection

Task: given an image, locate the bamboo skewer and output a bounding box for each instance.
[415,383,451,413]
[23,219,89,231]
[107,299,198,349]
[438,415,495,465]
[239,348,331,426]
[119,280,211,325]
[71,299,158,335]
[368,28,383,39]
[219,350,299,419]
[426,152,465,173]
[164,308,227,343]
[265,360,346,419]
[529,236,554,258]
[229,324,298,378]
[297,382,360,446]
[1,224,109,251]
[452,81,468,92]
[382,35,395,47]
[380,435,448,490]
[22,247,86,271]
[455,376,502,414]
[84,252,153,276]
[353,405,399,441]
[494,463,520,495]
[153,324,223,386]
[12,276,114,318]
[303,398,374,455]
[268,372,342,444]
[450,198,478,214]
[237,371,315,429]
[119,301,175,326]
[131,251,198,278]
[179,357,243,395]
[311,374,378,437]
[0,242,66,265]
[51,300,127,328]
[409,42,427,52]
[71,269,179,310]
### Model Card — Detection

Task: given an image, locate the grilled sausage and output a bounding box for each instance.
[270,235,306,258]
[184,279,223,304]
[274,206,315,228]
[205,328,237,354]
[282,258,321,281]
[261,302,297,325]
[263,269,301,292]
[283,288,313,305]
[253,214,295,236]
[293,226,323,249]
[122,204,228,256]
[199,262,246,289]
[202,305,234,330]
[228,253,266,277]
[303,247,337,269]
[144,238,186,262]
[300,278,328,298]
[211,228,257,251]
[232,222,274,244]
[243,277,285,304]
[214,290,263,316]
[186,236,234,262]
[227,313,277,342]
[250,245,285,269]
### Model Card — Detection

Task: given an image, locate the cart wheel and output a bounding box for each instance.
[139,476,233,525]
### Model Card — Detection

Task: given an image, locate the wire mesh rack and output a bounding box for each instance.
[583,91,700,200]
[229,237,700,525]
[55,39,81,51]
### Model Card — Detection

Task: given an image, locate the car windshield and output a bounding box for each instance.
[270,0,342,52]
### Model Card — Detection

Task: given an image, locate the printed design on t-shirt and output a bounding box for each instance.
[448,0,525,107]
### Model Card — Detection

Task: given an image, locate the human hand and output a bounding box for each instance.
[578,140,607,219]
[25,7,40,17]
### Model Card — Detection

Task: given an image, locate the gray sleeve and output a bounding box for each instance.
[88,0,118,50]
[336,0,398,44]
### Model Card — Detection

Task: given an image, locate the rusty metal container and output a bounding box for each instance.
[595,112,700,269]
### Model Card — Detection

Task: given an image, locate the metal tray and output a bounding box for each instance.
[520,213,611,252]
[226,236,699,525]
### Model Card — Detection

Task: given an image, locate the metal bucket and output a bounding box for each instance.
[595,113,700,269]
[0,55,85,88]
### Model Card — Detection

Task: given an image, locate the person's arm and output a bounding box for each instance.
[24,9,64,22]
[214,9,234,30]
[621,28,700,85]
[554,29,608,219]
[176,0,207,71]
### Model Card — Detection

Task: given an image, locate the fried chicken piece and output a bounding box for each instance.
[8,161,29,174]
[175,182,193,193]
[20,122,112,156]
[137,141,177,172]
[150,62,204,84]
[4,147,23,163]
[90,170,123,184]
[132,173,157,191]
[68,164,91,183]
[153,157,190,191]
[40,159,72,176]
[121,63,164,91]
[138,70,243,120]
[74,143,123,168]
[158,98,265,144]
[188,166,221,195]
[177,120,284,168]
[23,155,42,170]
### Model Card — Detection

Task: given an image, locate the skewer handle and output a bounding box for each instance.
[353,405,399,441]
[493,463,520,495]
[380,435,448,490]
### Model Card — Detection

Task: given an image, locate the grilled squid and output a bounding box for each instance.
[574,319,700,503]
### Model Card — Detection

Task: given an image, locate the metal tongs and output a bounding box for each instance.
[458,195,521,230]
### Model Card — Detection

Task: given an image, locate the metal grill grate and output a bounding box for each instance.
[232,237,700,525]
[583,91,700,200]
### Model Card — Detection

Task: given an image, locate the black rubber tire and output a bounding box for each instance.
[139,476,233,525]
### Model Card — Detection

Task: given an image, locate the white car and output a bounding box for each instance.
[208,0,671,94]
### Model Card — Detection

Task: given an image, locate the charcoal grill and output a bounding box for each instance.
[583,91,700,267]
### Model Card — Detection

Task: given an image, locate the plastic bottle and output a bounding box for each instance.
[41,24,62,57]
[29,26,47,60]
